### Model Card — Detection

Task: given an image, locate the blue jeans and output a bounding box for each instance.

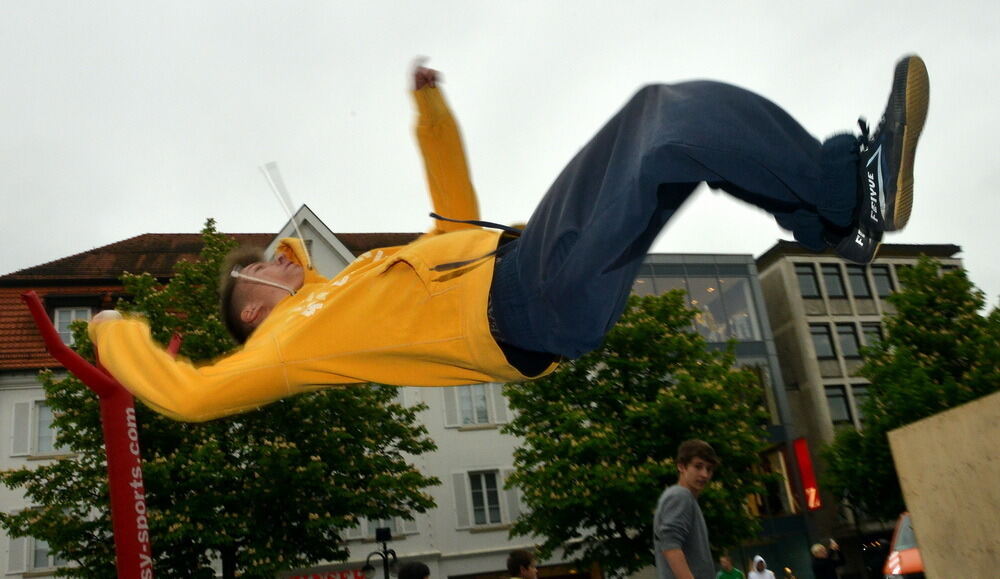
[490,81,859,361]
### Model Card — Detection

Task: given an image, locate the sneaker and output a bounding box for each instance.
[834,55,929,263]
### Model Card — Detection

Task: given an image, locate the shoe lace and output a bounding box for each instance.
[857,117,872,149]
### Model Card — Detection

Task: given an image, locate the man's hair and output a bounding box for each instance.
[218,246,266,344]
[506,550,534,577]
[810,543,826,556]
[677,439,720,467]
[398,561,430,579]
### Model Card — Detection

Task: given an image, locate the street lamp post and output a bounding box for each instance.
[362,527,396,579]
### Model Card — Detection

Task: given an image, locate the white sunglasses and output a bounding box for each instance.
[230,265,297,296]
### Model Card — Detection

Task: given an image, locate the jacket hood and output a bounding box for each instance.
[753,555,766,568]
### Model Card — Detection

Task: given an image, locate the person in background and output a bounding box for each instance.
[506,549,538,579]
[398,561,430,579]
[716,555,744,579]
[747,555,776,579]
[810,539,843,579]
[654,440,720,579]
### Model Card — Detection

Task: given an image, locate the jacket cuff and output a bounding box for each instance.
[412,87,450,123]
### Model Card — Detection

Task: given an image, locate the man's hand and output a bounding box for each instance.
[90,310,123,326]
[413,61,439,90]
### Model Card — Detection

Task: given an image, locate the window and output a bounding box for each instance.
[653,276,688,295]
[458,384,490,425]
[367,517,399,537]
[871,265,894,297]
[852,385,869,424]
[647,272,762,343]
[825,386,853,425]
[861,323,883,346]
[810,324,836,359]
[339,516,418,541]
[719,276,761,341]
[631,275,656,297]
[53,307,92,345]
[452,469,520,529]
[687,277,729,342]
[749,449,799,518]
[631,265,655,296]
[895,264,913,288]
[836,324,861,358]
[469,471,503,526]
[821,264,846,298]
[846,265,871,298]
[795,264,820,298]
[7,524,68,573]
[443,384,508,428]
[11,401,65,457]
[35,403,57,454]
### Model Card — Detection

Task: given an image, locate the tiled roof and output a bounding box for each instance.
[0,285,119,371]
[0,233,276,285]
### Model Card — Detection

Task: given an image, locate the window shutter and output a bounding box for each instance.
[452,473,470,528]
[344,521,365,540]
[502,469,521,523]
[11,402,31,456]
[443,388,459,428]
[490,383,508,424]
[7,535,26,573]
[401,517,418,535]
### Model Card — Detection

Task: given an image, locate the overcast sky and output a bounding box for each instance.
[2,1,997,307]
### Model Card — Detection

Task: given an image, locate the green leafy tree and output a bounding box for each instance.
[503,291,773,576]
[822,257,1000,521]
[0,220,438,577]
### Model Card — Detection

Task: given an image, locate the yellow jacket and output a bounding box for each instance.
[89,87,557,422]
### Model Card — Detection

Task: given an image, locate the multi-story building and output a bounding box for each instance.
[755,240,963,576]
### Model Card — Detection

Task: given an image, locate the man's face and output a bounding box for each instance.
[814,545,828,558]
[238,254,305,293]
[520,560,538,579]
[755,561,765,571]
[233,255,306,329]
[677,457,715,495]
[720,557,733,571]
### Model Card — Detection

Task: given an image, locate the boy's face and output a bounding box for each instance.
[677,457,715,495]
[720,557,733,571]
[520,559,538,579]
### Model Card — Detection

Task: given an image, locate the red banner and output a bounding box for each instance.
[793,437,822,511]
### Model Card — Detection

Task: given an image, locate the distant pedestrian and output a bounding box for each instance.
[810,539,843,579]
[747,556,775,579]
[399,561,430,579]
[507,549,538,579]
[654,439,720,579]
[716,555,744,579]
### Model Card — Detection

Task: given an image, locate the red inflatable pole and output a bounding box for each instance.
[22,292,156,579]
